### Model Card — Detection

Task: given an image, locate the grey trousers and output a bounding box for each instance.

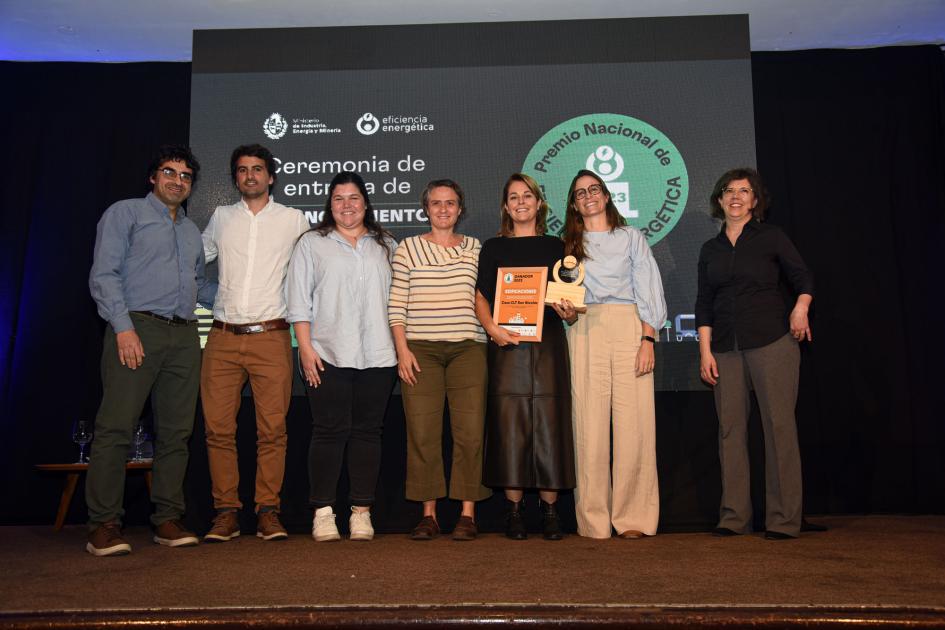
[713,333,802,536]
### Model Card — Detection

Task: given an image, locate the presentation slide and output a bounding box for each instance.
[190,16,756,390]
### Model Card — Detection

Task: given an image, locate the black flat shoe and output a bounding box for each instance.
[764,530,797,540]
[801,518,828,532]
[540,499,564,541]
[711,527,741,537]
[505,500,527,540]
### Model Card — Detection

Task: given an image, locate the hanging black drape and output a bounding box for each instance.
[752,46,945,514]
[0,62,193,523]
[1,46,942,528]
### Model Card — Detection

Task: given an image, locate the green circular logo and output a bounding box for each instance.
[523,113,688,245]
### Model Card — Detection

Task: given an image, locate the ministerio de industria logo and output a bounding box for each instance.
[263,113,288,140]
[523,113,689,245]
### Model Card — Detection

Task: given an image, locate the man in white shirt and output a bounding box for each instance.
[200,144,310,542]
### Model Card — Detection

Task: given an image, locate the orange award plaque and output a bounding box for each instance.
[493,267,548,342]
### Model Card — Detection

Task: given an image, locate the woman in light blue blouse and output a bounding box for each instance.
[561,169,667,539]
[286,171,398,543]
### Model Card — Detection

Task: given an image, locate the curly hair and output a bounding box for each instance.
[147,145,200,187]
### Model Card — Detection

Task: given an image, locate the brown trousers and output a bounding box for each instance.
[200,327,292,512]
[401,339,491,502]
[568,304,659,538]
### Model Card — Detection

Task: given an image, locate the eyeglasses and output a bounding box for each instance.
[160,167,194,184]
[573,184,603,200]
[722,187,753,197]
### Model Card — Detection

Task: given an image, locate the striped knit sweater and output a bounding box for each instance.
[388,235,487,343]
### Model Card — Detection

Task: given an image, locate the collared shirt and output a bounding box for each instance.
[695,219,814,353]
[203,196,310,324]
[286,229,398,369]
[581,226,667,331]
[89,192,216,333]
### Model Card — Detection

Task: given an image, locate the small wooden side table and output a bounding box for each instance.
[35,462,153,531]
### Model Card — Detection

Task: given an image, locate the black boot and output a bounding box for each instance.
[541,500,564,541]
[504,500,527,540]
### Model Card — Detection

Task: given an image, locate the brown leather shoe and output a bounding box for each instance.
[410,515,440,540]
[256,510,288,541]
[204,511,240,543]
[86,520,131,557]
[618,530,644,539]
[452,515,478,541]
[153,519,199,547]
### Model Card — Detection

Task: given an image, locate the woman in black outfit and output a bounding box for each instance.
[695,168,814,540]
[474,173,577,540]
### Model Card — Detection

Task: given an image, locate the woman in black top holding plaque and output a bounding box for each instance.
[474,173,577,540]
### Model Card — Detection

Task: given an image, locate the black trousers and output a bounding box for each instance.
[304,362,397,508]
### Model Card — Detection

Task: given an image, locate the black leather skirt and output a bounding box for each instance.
[482,322,575,490]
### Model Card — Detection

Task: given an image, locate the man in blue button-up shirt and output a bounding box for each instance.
[85,145,217,557]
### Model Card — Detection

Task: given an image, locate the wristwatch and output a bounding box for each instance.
[641,335,656,343]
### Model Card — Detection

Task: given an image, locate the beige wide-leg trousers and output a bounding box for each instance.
[567,303,659,538]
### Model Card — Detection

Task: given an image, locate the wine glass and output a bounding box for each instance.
[131,421,151,462]
[72,420,93,464]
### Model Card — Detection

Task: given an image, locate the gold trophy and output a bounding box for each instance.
[544,255,587,313]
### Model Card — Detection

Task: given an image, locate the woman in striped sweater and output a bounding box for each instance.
[388,179,490,541]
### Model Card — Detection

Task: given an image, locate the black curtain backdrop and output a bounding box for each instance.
[2,46,943,532]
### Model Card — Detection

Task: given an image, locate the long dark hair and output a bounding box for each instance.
[313,171,392,256]
[498,173,549,237]
[562,169,625,262]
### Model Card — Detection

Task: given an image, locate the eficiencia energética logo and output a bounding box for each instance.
[356,112,434,136]
[356,113,380,136]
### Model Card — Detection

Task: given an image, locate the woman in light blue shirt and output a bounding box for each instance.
[561,169,667,539]
[287,171,398,543]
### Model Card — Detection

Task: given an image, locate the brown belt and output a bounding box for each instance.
[212,319,290,335]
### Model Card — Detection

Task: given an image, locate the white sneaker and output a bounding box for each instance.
[312,506,340,542]
[349,507,374,541]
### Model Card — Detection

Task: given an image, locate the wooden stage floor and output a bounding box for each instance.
[1,515,943,628]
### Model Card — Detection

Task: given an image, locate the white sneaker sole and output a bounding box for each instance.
[85,542,131,556]
[153,535,199,547]
[349,531,374,541]
[312,531,341,542]
[204,531,240,543]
